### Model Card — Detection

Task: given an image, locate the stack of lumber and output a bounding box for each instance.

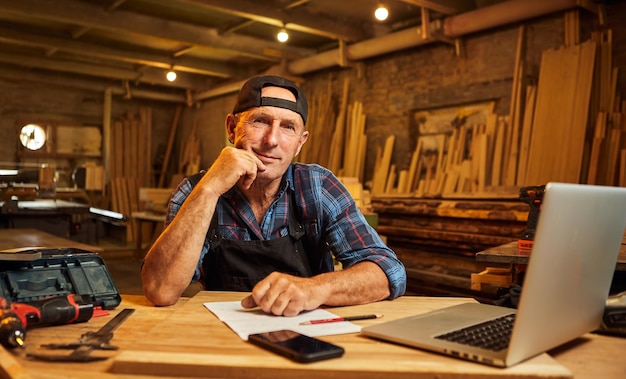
[523,39,596,185]
[373,27,624,198]
[109,106,152,242]
[588,105,626,187]
[299,75,336,168]
[326,77,350,174]
[371,196,528,300]
[372,111,527,197]
[586,30,626,187]
[300,77,368,183]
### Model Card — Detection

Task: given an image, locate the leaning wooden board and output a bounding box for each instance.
[111,292,572,379]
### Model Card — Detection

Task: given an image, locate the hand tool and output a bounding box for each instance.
[0,294,93,349]
[27,308,134,362]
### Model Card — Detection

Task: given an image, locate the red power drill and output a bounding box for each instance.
[518,184,545,252]
[0,294,94,349]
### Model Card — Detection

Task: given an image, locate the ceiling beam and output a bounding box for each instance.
[178,0,371,41]
[0,0,313,62]
[0,64,187,103]
[0,26,246,78]
[0,51,214,89]
[397,0,474,15]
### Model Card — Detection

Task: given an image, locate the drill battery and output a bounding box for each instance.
[518,185,546,252]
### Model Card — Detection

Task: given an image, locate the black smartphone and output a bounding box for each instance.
[248,329,345,363]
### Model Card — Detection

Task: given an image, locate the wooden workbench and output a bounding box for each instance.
[2,292,625,378]
[476,241,626,270]
[471,239,626,290]
[0,228,102,253]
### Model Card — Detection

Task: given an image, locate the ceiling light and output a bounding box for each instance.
[277,28,289,43]
[374,5,389,21]
[166,69,177,82]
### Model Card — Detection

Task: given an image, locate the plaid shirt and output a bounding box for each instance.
[166,163,406,299]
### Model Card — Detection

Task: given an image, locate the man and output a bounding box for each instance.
[142,75,406,316]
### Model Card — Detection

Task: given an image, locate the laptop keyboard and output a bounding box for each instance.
[435,313,516,351]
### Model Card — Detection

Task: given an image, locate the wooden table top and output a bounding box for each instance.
[0,228,102,254]
[476,241,626,270]
[3,291,625,379]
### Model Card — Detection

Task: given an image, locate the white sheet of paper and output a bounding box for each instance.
[203,301,361,340]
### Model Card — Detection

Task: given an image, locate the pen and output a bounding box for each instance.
[300,314,383,325]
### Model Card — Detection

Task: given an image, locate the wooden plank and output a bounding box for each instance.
[127,177,139,242]
[397,169,408,194]
[605,125,621,185]
[110,121,119,180]
[136,112,146,187]
[563,41,596,182]
[356,133,367,184]
[491,118,505,187]
[123,116,132,178]
[431,134,447,195]
[158,105,182,188]
[384,164,397,194]
[457,159,472,193]
[406,139,421,194]
[505,26,526,186]
[442,165,459,195]
[482,118,495,189]
[130,115,139,181]
[587,112,606,184]
[516,85,536,186]
[300,77,334,166]
[143,106,153,187]
[371,135,395,194]
[525,41,596,185]
[477,133,488,193]
[525,46,568,184]
[423,153,436,195]
[328,77,349,174]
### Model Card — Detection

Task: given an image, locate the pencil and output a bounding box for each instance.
[299,314,383,325]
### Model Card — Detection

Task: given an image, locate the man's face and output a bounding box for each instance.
[228,86,309,183]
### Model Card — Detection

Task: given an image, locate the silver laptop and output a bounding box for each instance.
[362,182,626,367]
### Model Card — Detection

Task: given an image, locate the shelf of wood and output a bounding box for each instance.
[372,196,528,300]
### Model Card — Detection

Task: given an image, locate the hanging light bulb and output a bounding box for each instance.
[166,67,177,82]
[277,28,289,43]
[374,4,389,21]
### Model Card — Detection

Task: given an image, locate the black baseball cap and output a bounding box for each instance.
[232,75,308,125]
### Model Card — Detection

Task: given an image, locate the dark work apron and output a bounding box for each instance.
[201,192,314,291]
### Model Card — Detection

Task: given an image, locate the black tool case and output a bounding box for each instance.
[0,248,121,309]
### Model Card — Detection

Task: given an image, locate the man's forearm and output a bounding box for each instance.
[141,224,203,305]
[317,261,391,306]
[142,187,218,305]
